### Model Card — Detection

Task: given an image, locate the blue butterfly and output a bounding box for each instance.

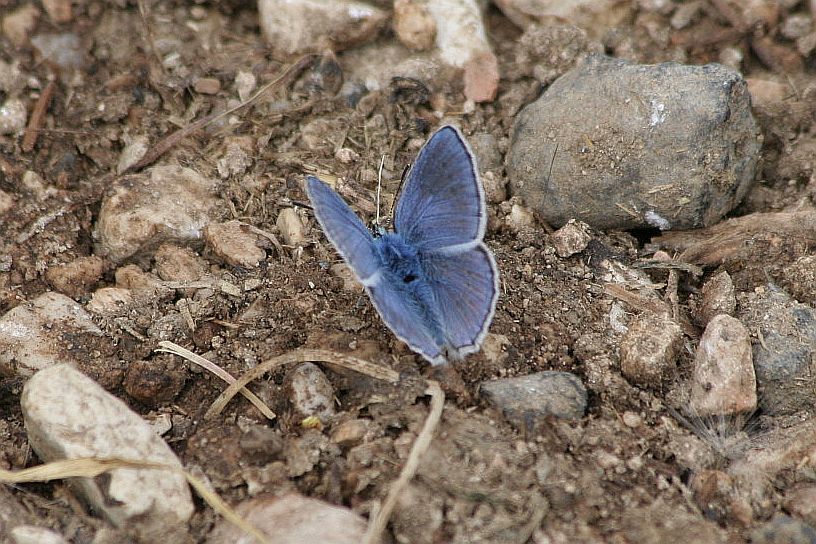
[306,125,499,366]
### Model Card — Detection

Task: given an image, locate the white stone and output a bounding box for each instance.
[116,135,149,174]
[277,207,306,246]
[94,165,220,263]
[10,525,67,544]
[0,98,27,135]
[22,365,193,542]
[0,292,102,377]
[206,493,366,544]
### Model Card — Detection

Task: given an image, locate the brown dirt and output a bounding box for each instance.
[1,1,815,543]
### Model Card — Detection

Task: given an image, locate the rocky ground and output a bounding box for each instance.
[1,0,816,543]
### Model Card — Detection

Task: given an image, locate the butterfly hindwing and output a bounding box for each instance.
[305,176,380,285]
[365,275,445,365]
[395,126,485,252]
[421,243,499,355]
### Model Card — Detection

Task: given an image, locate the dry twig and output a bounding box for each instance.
[156,340,275,420]
[206,348,400,419]
[0,457,271,544]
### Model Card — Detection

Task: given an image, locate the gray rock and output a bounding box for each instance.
[480,371,587,430]
[507,55,761,230]
[21,365,193,543]
[0,292,103,377]
[690,314,756,416]
[751,515,816,544]
[738,285,816,415]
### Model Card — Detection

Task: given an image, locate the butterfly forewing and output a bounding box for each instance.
[421,244,499,353]
[305,176,380,285]
[395,126,485,252]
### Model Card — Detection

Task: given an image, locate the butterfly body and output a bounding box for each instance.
[306,125,499,366]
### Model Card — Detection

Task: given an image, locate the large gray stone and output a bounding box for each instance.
[507,55,761,230]
[480,371,587,431]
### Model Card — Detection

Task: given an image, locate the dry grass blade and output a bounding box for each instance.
[156,340,275,420]
[206,349,400,419]
[22,78,56,152]
[124,54,315,173]
[0,457,271,544]
[364,381,445,544]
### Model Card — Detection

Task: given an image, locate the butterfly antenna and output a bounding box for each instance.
[389,163,411,219]
[375,154,385,228]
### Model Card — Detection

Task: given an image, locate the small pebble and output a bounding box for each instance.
[0,190,14,215]
[44,256,105,299]
[393,0,436,51]
[0,98,27,135]
[277,207,306,246]
[334,147,360,164]
[699,271,736,325]
[480,332,510,366]
[690,314,756,416]
[193,77,221,95]
[235,70,256,102]
[746,78,791,110]
[86,287,135,317]
[781,14,812,40]
[285,362,336,421]
[463,51,500,103]
[2,4,39,47]
[216,138,253,179]
[30,33,86,71]
[622,411,642,428]
[619,312,682,388]
[506,203,535,231]
[206,493,366,544]
[22,365,193,542]
[123,359,186,406]
[551,219,592,258]
[480,371,587,431]
[481,171,508,204]
[0,292,102,377]
[330,419,369,447]
[154,244,207,282]
[41,0,72,23]
[116,135,149,174]
[330,263,362,292]
[204,220,265,268]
